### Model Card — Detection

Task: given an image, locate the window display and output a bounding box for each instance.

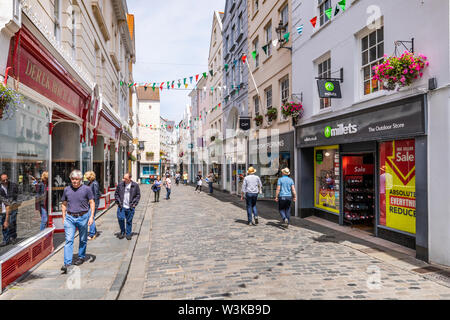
[314,146,340,213]
[379,139,416,234]
[0,98,50,253]
[109,142,116,188]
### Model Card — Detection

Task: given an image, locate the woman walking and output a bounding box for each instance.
[152,176,162,202]
[207,171,214,193]
[85,171,101,240]
[35,171,49,231]
[164,174,172,200]
[275,168,297,228]
[241,167,262,226]
[195,171,203,193]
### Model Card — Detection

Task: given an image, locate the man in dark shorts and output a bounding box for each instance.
[61,170,95,274]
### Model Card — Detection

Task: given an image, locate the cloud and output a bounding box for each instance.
[128,0,224,122]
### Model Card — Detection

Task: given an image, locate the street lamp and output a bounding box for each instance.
[275,20,292,51]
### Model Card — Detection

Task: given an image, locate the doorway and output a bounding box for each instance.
[342,153,375,234]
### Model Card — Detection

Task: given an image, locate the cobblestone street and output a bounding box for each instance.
[121,185,450,300]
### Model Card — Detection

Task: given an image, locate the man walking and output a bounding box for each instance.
[241,167,262,226]
[207,172,214,193]
[275,168,297,228]
[115,173,141,240]
[164,174,172,200]
[84,171,101,240]
[61,170,95,273]
[0,173,19,246]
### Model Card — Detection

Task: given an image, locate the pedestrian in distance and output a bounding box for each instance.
[84,171,101,240]
[164,174,172,200]
[35,171,49,231]
[241,167,262,226]
[152,175,162,202]
[183,172,188,185]
[115,173,141,240]
[175,172,181,186]
[206,171,214,194]
[195,171,203,193]
[60,170,95,274]
[275,168,297,228]
[0,173,19,246]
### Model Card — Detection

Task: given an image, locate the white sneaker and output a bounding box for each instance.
[284,218,289,227]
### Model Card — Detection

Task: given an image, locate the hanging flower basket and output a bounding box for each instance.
[146,151,154,158]
[0,83,22,120]
[266,107,278,122]
[254,115,263,127]
[128,154,137,162]
[281,101,304,119]
[373,51,429,91]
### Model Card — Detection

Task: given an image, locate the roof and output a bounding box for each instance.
[136,86,160,101]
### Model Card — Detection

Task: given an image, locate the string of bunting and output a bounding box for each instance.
[309,0,346,28]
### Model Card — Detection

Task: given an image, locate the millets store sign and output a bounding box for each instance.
[297,96,426,147]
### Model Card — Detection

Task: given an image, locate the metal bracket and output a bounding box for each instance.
[315,68,344,83]
[394,38,414,55]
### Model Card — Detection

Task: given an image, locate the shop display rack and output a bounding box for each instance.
[343,174,375,225]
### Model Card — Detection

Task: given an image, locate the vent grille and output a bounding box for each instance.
[17,252,30,268]
[32,243,42,260]
[2,262,16,280]
[43,236,52,249]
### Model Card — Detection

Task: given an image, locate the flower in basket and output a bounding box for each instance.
[281,101,304,119]
[266,107,278,122]
[0,83,22,120]
[373,51,429,91]
[254,114,263,126]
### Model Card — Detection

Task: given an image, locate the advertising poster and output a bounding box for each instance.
[379,139,416,234]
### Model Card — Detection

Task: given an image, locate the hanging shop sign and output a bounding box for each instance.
[239,118,251,131]
[297,95,426,147]
[317,80,342,99]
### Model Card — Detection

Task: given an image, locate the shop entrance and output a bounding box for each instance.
[342,153,375,234]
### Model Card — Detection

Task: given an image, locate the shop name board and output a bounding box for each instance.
[317,80,342,99]
[324,123,358,138]
[297,96,425,147]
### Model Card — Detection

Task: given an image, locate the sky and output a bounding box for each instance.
[128,0,225,123]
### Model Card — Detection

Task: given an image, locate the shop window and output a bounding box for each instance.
[109,142,116,188]
[93,136,105,194]
[379,139,416,234]
[361,26,384,95]
[52,122,80,213]
[0,98,50,253]
[314,146,340,213]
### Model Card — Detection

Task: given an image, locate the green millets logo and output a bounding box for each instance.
[325,82,334,92]
[324,126,332,138]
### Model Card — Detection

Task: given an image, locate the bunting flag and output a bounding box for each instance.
[211,87,214,93]
[190,76,193,83]
[262,45,268,54]
[272,39,279,47]
[242,55,247,63]
[144,86,148,91]
[120,81,123,86]
[325,8,332,20]
[251,50,257,60]
[283,32,290,43]
[177,81,181,88]
[297,25,304,34]
[203,72,207,79]
[184,78,187,84]
[196,74,199,81]
[334,4,340,16]
[339,0,346,11]
[160,83,163,90]
[233,60,238,66]
[209,70,214,77]
[310,16,317,28]
[152,83,156,91]
[224,64,229,71]
[185,83,188,88]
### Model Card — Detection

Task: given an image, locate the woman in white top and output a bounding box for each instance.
[164,175,172,200]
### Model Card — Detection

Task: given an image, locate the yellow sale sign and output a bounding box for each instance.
[379,140,416,234]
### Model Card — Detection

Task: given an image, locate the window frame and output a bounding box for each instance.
[360,25,385,97]
[280,76,289,119]
[265,86,273,112]
[318,0,331,27]
[280,3,289,27]
[253,37,260,68]
[318,57,331,110]
[54,0,61,42]
[265,22,272,57]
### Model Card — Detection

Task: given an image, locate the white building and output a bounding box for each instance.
[135,86,160,183]
[292,0,450,266]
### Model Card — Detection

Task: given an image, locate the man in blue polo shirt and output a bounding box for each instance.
[275,168,297,228]
[61,170,95,274]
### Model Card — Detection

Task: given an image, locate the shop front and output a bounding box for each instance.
[296,95,428,260]
[249,131,295,200]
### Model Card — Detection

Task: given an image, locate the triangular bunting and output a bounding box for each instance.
[251,50,257,60]
[325,8,332,20]
[224,64,229,71]
[334,4,340,16]
[310,16,317,28]
[262,45,268,54]
[272,39,278,47]
[338,0,346,11]
[283,32,290,43]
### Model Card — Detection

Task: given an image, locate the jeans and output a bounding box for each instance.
[88,208,98,237]
[195,185,202,192]
[278,196,292,222]
[245,193,259,223]
[117,207,135,236]
[166,188,171,199]
[154,189,160,202]
[64,211,90,266]
[208,182,213,193]
[40,207,48,231]
[1,209,18,243]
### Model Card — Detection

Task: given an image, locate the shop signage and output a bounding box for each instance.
[239,118,251,131]
[316,150,323,163]
[297,96,425,147]
[343,164,374,176]
[317,80,342,99]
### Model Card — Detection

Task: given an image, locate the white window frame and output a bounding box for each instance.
[281,3,289,27]
[265,86,272,112]
[265,23,272,56]
[318,0,331,27]
[253,95,260,116]
[360,25,385,97]
[280,76,289,119]
[317,56,331,110]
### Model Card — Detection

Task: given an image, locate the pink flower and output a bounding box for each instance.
[403,69,408,74]
[420,73,423,77]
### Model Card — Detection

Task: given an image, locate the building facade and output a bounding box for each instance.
[292,0,450,266]
[247,0,294,200]
[0,0,135,290]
